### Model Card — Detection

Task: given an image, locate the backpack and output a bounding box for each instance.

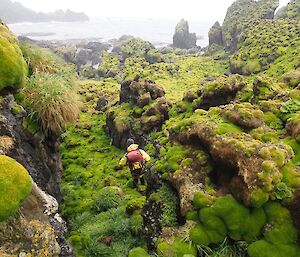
[127,149,144,170]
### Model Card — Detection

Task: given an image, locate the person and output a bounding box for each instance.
[119,138,151,188]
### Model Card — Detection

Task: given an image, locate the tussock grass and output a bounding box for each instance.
[23,72,79,134]
[20,42,74,75]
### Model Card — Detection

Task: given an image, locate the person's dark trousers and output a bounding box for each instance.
[131,169,145,188]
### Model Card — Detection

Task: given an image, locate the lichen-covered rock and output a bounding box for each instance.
[169,109,295,207]
[0,155,32,221]
[172,19,197,49]
[0,21,27,91]
[0,182,71,256]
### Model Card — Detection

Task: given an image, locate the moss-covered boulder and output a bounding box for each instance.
[169,109,295,207]
[0,155,32,221]
[0,21,27,91]
[191,75,245,110]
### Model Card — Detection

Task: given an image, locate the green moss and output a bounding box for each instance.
[190,223,211,246]
[186,211,199,222]
[157,237,197,257]
[0,23,27,91]
[128,247,150,257]
[11,103,23,115]
[248,202,300,257]
[243,207,267,242]
[0,155,32,221]
[263,202,297,245]
[190,195,266,246]
[250,189,269,208]
[192,191,215,209]
[126,197,146,214]
[248,240,300,257]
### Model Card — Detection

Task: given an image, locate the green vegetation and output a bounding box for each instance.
[61,79,147,257]
[0,22,27,91]
[23,72,79,134]
[0,155,32,221]
[230,19,300,76]
[20,42,73,75]
[222,0,279,50]
[57,5,300,257]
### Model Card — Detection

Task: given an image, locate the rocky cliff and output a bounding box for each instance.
[0,21,74,256]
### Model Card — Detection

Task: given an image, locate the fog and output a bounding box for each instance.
[12,0,291,21]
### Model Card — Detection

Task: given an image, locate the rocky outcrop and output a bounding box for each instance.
[173,113,295,208]
[106,78,170,150]
[0,182,72,256]
[172,19,197,49]
[208,21,223,46]
[0,94,63,201]
[187,75,245,110]
[0,94,74,256]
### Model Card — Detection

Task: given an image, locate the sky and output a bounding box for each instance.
[12,0,291,21]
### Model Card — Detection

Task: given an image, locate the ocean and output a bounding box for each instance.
[8,17,215,47]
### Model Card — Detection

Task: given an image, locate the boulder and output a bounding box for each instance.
[192,75,245,110]
[120,79,165,105]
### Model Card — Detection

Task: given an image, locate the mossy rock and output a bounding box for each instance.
[0,155,32,221]
[128,247,150,257]
[0,23,27,91]
[157,237,197,257]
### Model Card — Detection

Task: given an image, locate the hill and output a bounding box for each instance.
[0,0,89,23]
